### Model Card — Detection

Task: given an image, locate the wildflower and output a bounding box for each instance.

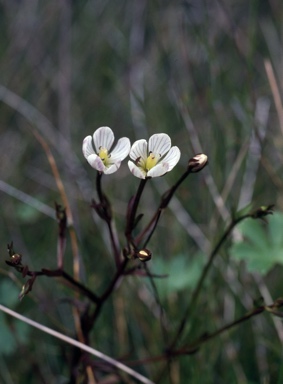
[128,133,181,179]
[82,126,131,174]
[188,153,208,173]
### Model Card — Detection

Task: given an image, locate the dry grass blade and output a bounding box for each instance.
[264,59,283,136]
[31,129,79,277]
[30,129,85,362]
[0,304,154,384]
[0,180,54,218]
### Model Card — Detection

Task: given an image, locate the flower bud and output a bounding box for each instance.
[188,154,208,172]
[136,249,152,262]
[18,278,34,300]
[10,253,22,265]
[251,204,274,219]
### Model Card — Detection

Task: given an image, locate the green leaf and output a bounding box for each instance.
[230,212,283,274]
[0,314,30,355]
[0,279,20,307]
[15,202,43,223]
[234,203,253,218]
[0,315,17,355]
[0,279,31,354]
[151,252,205,300]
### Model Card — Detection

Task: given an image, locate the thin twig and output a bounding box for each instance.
[155,206,273,382]
[144,263,169,344]
[168,213,251,349]
[89,258,129,326]
[8,265,101,304]
[135,169,191,247]
[126,298,283,369]
[142,299,282,384]
[177,298,283,354]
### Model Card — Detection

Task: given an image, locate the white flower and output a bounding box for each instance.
[82,126,131,174]
[128,133,181,179]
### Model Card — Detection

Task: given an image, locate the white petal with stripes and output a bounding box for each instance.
[128,133,180,179]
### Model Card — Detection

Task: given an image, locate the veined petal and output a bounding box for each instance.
[148,133,171,157]
[110,137,131,162]
[160,146,181,171]
[128,160,146,179]
[82,136,95,159]
[147,162,170,178]
[93,126,114,152]
[104,161,121,174]
[86,154,106,172]
[129,139,148,168]
[129,139,148,160]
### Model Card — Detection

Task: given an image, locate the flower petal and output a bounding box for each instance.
[82,136,95,159]
[147,146,180,177]
[110,137,131,162]
[104,161,121,174]
[147,162,170,178]
[86,154,106,172]
[128,160,146,179]
[129,139,148,163]
[160,146,181,172]
[148,133,171,157]
[93,126,114,152]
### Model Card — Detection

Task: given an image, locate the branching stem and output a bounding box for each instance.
[168,213,250,350]
[96,172,121,267]
[136,169,192,247]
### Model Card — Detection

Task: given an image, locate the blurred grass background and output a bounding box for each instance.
[1,0,283,383]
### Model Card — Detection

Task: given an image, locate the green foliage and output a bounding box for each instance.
[15,202,42,223]
[0,279,19,307]
[0,279,30,355]
[152,252,205,300]
[230,212,283,274]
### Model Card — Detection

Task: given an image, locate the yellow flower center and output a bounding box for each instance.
[98,147,110,165]
[145,152,159,171]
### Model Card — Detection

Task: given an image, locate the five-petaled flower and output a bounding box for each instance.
[82,126,131,174]
[128,133,181,179]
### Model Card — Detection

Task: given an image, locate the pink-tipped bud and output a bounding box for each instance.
[188,154,208,172]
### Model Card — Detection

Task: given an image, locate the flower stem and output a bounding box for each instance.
[107,221,121,267]
[96,171,121,267]
[89,258,129,324]
[96,172,104,204]
[167,213,251,350]
[125,178,148,247]
[128,297,283,373]
[136,169,191,247]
